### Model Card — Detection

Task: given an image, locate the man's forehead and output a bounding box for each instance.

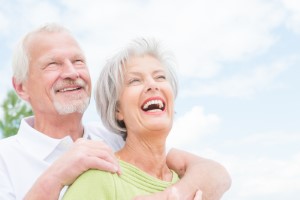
[26,31,76,46]
[27,32,83,54]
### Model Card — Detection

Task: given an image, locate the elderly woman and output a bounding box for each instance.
[63,37,180,199]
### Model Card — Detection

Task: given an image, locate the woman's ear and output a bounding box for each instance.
[12,77,30,102]
[116,110,124,121]
[116,104,124,121]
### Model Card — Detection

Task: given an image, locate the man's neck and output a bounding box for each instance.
[33,113,84,141]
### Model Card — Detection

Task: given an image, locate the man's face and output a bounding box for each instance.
[22,31,91,116]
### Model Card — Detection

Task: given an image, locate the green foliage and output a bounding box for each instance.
[0,90,33,138]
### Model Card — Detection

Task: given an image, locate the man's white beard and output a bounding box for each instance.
[54,97,90,115]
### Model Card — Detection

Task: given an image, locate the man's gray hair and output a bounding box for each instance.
[12,23,71,84]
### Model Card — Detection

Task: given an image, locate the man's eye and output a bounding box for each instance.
[47,62,59,68]
[43,62,59,70]
[74,59,84,64]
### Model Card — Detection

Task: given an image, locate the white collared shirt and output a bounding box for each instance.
[0,116,124,200]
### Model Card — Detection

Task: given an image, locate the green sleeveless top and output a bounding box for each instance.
[63,160,180,200]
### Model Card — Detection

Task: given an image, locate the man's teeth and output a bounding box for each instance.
[143,100,164,110]
[59,87,79,92]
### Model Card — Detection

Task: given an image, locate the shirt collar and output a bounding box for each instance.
[16,116,89,161]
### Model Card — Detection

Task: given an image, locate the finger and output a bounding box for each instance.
[89,148,118,165]
[81,140,117,161]
[90,152,121,175]
[194,190,203,200]
[84,156,120,174]
[74,139,120,169]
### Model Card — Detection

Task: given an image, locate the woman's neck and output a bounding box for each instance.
[116,135,172,181]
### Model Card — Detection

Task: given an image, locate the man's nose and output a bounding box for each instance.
[60,60,79,79]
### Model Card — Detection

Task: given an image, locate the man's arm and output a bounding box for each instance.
[24,139,120,200]
[166,148,231,200]
[134,148,231,200]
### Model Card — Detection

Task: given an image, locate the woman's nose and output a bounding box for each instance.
[145,79,159,92]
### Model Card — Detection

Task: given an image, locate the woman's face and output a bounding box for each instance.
[116,54,175,137]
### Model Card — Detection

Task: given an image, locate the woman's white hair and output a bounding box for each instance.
[12,23,71,84]
[94,37,178,139]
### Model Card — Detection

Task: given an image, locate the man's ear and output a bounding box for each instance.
[12,77,29,102]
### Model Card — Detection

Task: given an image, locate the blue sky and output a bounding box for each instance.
[0,0,299,199]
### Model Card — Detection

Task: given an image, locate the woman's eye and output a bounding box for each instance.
[128,78,140,84]
[156,75,166,80]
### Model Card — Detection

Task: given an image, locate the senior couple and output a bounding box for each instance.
[0,23,231,200]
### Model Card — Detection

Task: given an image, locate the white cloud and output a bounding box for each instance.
[43,0,286,80]
[282,0,300,34]
[0,59,13,110]
[0,0,62,37]
[196,131,300,200]
[180,56,294,98]
[168,106,221,147]
[168,0,284,78]
[0,0,288,87]
[0,12,9,35]
[26,2,61,26]
[224,131,300,147]
[225,154,300,199]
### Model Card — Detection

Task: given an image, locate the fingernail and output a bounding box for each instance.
[113,165,118,172]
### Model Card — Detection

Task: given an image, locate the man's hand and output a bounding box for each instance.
[133,187,203,200]
[24,139,120,200]
[51,138,120,186]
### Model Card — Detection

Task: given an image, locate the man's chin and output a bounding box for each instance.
[54,100,90,115]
